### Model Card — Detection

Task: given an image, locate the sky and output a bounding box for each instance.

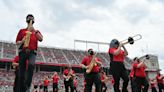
[0,0,164,73]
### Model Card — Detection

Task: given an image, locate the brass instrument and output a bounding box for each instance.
[23,31,32,48]
[86,53,98,74]
[120,34,142,45]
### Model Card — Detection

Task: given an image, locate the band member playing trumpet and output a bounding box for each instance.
[108,39,129,92]
[63,66,75,92]
[81,49,102,92]
[16,14,43,92]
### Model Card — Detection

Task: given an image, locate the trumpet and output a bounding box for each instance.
[120,34,142,45]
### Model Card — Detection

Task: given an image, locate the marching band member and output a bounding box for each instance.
[63,66,75,92]
[16,14,43,92]
[12,56,19,92]
[156,72,164,92]
[73,77,78,92]
[43,76,49,92]
[52,72,59,92]
[132,57,149,92]
[100,71,108,92]
[129,57,137,92]
[80,48,102,92]
[150,78,157,92]
[108,39,129,92]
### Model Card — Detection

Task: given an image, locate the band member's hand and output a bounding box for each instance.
[12,63,19,68]
[85,66,89,69]
[22,36,26,43]
[119,42,124,47]
[34,30,43,42]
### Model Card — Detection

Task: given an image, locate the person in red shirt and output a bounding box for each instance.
[129,57,138,92]
[108,39,129,92]
[156,72,164,92]
[132,57,149,92]
[43,77,49,92]
[73,78,78,92]
[52,72,59,92]
[63,66,75,92]
[16,14,43,92]
[80,49,102,92]
[150,78,157,92]
[12,56,19,92]
[100,71,107,92]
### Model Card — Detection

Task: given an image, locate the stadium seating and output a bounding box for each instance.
[0,41,135,68]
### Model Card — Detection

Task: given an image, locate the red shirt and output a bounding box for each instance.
[108,48,124,62]
[52,75,59,84]
[133,62,146,78]
[129,67,134,78]
[101,73,105,83]
[111,79,114,85]
[81,56,101,73]
[44,79,49,86]
[150,82,156,88]
[16,28,42,50]
[13,56,19,63]
[73,79,77,87]
[63,69,75,76]
[156,74,163,84]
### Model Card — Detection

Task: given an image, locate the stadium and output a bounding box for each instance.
[0,40,160,92]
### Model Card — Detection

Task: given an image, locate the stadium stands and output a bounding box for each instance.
[0,41,136,68]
